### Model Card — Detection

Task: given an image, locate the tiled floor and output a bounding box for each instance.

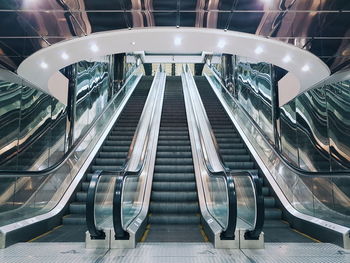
[0,242,349,263]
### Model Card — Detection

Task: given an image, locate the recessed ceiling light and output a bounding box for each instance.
[282,55,291,63]
[40,62,48,69]
[302,64,310,72]
[131,41,136,45]
[254,46,263,55]
[174,37,182,46]
[217,40,226,49]
[61,52,69,60]
[90,44,99,52]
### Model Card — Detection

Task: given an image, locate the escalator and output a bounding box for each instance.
[195,76,314,243]
[33,76,153,242]
[144,76,206,242]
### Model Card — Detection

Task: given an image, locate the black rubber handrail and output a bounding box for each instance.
[202,160,237,239]
[228,171,264,240]
[113,169,141,240]
[112,68,164,240]
[198,72,265,239]
[209,66,350,178]
[183,67,238,240]
[86,170,106,239]
[0,67,141,178]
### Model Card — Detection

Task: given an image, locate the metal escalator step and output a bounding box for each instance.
[219,143,245,149]
[220,149,247,155]
[154,165,194,173]
[152,182,196,191]
[157,140,190,146]
[150,202,199,214]
[158,135,189,140]
[264,197,276,208]
[148,214,200,225]
[91,165,122,171]
[98,152,127,158]
[223,155,251,162]
[76,192,87,202]
[156,151,192,158]
[155,158,193,165]
[104,140,132,146]
[108,135,133,140]
[262,186,270,196]
[151,191,198,202]
[101,146,130,152]
[216,137,242,143]
[159,131,189,136]
[153,173,195,182]
[69,202,86,214]
[157,145,191,151]
[94,158,125,165]
[225,161,255,169]
[265,208,282,219]
[63,214,86,225]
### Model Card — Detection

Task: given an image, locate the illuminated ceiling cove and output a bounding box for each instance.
[0,0,349,73]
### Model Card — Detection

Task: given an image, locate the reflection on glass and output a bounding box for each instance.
[95,176,116,229]
[0,66,142,226]
[296,87,330,172]
[280,100,298,165]
[234,57,273,142]
[234,176,256,229]
[0,80,21,170]
[17,87,52,171]
[327,81,350,170]
[205,67,350,228]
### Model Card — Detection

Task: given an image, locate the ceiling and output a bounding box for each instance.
[0,0,349,73]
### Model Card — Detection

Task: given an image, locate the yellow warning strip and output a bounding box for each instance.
[291,228,321,243]
[281,219,321,243]
[199,225,209,242]
[28,225,63,242]
[140,224,151,242]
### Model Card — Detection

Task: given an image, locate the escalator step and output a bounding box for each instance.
[152,182,197,191]
[150,202,199,214]
[151,191,198,202]
[149,214,200,225]
[153,173,195,182]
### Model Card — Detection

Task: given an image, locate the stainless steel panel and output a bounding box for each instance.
[0,80,21,170]
[296,87,330,172]
[235,57,274,142]
[17,87,52,171]
[326,80,350,170]
[280,100,298,165]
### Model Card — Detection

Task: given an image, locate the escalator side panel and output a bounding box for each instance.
[195,76,314,243]
[33,76,153,242]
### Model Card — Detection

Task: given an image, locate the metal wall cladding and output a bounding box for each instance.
[74,58,110,143]
[280,100,298,165]
[296,87,330,172]
[235,58,274,143]
[326,81,350,170]
[0,79,67,172]
[0,81,22,170]
[279,79,350,173]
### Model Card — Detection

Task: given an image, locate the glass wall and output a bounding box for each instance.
[280,79,350,172]
[0,54,133,172]
[0,75,67,172]
[225,56,274,143]
[74,58,110,142]
[214,54,350,173]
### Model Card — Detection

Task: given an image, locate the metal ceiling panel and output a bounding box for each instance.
[0,0,348,73]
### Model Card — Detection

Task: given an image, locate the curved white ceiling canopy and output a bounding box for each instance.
[17,27,330,102]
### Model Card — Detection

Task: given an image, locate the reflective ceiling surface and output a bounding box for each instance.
[0,0,349,73]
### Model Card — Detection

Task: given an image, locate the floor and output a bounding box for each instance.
[1,242,349,263]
